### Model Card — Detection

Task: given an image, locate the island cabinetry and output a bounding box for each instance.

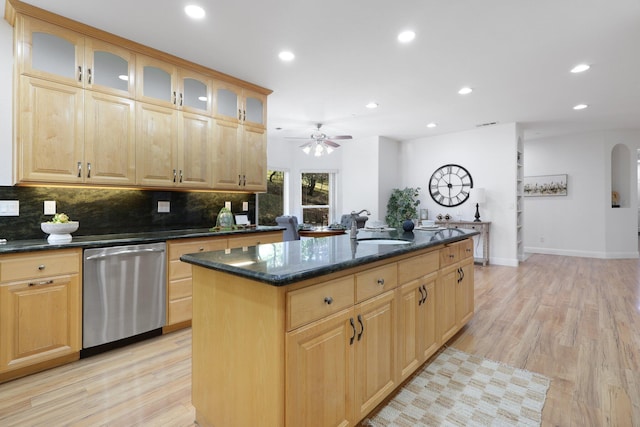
[212,81,267,191]
[396,251,439,382]
[165,237,228,331]
[286,264,398,426]
[227,231,282,249]
[0,249,82,383]
[437,239,474,343]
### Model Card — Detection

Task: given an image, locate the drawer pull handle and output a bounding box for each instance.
[29,280,53,287]
[357,314,364,341]
[38,264,45,270]
[350,318,356,345]
[377,278,385,286]
[449,254,455,259]
[324,296,333,305]
[199,247,205,251]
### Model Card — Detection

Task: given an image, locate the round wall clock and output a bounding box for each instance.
[429,164,474,207]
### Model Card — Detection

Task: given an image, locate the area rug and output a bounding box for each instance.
[365,347,550,427]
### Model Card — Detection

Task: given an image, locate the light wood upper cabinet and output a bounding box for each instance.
[178,112,213,188]
[17,17,135,97]
[84,91,136,185]
[17,75,84,183]
[135,102,179,187]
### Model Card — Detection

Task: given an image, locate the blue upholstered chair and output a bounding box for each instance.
[275,215,300,241]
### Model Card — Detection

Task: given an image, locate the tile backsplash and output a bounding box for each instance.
[0,186,255,241]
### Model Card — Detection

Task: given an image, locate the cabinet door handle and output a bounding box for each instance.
[350,318,356,345]
[422,285,428,303]
[357,314,364,341]
[377,278,385,286]
[29,279,53,287]
[460,267,465,281]
[77,162,82,178]
[238,174,242,186]
[179,170,183,183]
[87,67,92,84]
[173,169,177,183]
[78,66,82,82]
[238,108,242,120]
[324,296,333,305]
[87,162,91,178]
[173,91,177,105]
[179,92,183,106]
[243,175,247,186]
[243,109,246,121]
[418,285,425,306]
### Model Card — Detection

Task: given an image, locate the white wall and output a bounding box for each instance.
[401,123,520,266]
[0,4,13,186]
[524,130,640,258]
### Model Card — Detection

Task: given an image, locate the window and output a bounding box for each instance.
[257,170,286,225]
[301,172,334,225]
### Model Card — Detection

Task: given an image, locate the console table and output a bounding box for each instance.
[435,220,490,266]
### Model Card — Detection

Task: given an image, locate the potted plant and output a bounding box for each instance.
[385,187,421,229]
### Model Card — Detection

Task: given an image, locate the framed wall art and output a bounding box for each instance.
[524,174,567,197]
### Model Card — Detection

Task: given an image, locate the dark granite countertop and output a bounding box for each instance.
[0,226,285,254]
[180,227,479,286]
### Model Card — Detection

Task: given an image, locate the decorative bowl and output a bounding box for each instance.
[41,221,79,244]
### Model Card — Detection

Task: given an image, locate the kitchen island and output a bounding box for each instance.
[181,227,478,427]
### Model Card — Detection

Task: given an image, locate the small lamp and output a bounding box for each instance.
[473,188,485,222]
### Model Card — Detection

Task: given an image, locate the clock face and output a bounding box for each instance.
[429,164,474,207]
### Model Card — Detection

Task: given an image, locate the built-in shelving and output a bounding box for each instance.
[516,136,524,262]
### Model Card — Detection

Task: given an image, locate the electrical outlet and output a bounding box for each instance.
[44,200,56,215]
[0,200,19,216]
[158,201,170,213]
[225,201,231,210]
[242,202,249,211]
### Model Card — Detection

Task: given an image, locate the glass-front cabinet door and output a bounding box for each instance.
[85,39,135,98]
[178,69,211,114]
[243,90,266,129]
[213,82,241,123]
[18,17,84,87]
[136,55,177,108]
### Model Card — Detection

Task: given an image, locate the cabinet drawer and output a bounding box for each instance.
[228,232,283,249]
[397,251,439,283]
[168,297,192,325]
[168,277,192,300]
[0,249,80,283]
[355,264,397,303]
[440,244,459,267]
[287,276,354,330]
[168,238,227,260]
[459,238,474,259]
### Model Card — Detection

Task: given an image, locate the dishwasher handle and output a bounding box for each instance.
[85,247,165,261]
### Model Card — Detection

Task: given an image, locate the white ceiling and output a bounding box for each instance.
[11,0,640,143]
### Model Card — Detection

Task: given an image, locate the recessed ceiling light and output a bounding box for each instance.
[573,104,588,110]
[426,123,437,128]
[571,64,590,73]
[366,102,378,109]
[184,5,205,19]
[278,51,295,61]
[397,30,416,43]
[458,87,473,95]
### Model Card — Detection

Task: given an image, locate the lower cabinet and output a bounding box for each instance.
[0,249,82,383]
[166,231,284,330]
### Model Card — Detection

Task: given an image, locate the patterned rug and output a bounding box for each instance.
[365,347,550,427]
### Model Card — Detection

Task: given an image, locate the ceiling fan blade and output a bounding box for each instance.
[299,141,314,148]
[286,136,313,140]
[324,140,341,148]
[327,135,352,140]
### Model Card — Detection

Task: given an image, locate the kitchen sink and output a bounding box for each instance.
[357,238,411,245]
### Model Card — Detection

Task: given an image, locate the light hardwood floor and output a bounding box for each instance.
[0,253,639,426]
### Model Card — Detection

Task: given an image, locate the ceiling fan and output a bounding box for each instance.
[291,123,352,156]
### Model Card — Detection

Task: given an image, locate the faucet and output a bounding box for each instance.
[350,209,371,239]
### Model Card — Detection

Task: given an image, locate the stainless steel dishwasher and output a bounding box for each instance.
[83,242,166,349]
